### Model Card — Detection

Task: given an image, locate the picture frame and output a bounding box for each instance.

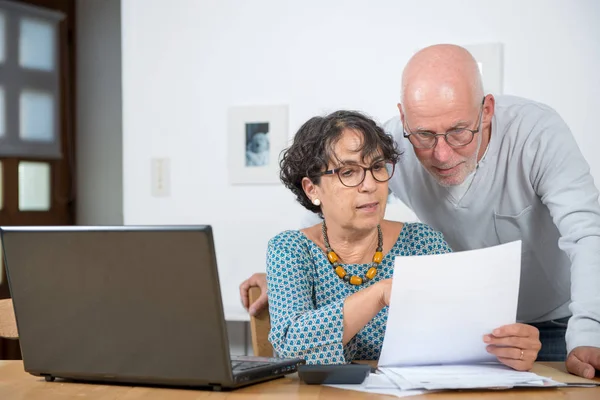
[227,104,289,185]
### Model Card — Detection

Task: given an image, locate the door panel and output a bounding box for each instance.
[0,0,75,360]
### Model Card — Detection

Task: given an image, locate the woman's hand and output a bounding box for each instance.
[483,323,542,371]
[342,278,393,345]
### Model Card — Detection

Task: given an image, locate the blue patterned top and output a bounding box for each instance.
[266,222,452,364]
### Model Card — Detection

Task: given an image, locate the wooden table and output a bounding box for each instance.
[0,361,598,399]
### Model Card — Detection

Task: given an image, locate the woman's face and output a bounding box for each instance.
[311,129,389,233]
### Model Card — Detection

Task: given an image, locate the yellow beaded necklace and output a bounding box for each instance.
[322,221,383,286]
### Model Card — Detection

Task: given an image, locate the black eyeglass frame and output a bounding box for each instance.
[321,160,396,188]
[402,97,486,149]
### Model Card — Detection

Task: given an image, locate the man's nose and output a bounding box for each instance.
[432,137,454,163]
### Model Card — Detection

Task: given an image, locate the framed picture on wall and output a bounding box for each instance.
[227,104,289,185]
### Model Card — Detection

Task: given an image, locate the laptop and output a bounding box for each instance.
[0,225,305,390]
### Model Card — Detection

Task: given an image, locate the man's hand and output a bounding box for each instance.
[483,323,541,371]
[239,272,268,316]
[566,346,600,379]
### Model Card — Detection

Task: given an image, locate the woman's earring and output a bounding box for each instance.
[312,199,321,206]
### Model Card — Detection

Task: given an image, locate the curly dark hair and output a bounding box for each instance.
[279,110,401,214]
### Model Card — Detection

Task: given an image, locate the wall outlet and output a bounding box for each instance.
[151,158,170,197]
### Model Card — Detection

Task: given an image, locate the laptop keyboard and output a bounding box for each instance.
[231,360,269,372]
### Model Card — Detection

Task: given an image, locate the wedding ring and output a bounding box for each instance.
[519,350,524,361]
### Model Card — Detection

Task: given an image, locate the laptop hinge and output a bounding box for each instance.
[209,384,222,391]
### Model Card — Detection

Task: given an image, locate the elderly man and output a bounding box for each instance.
[239,44,600,378]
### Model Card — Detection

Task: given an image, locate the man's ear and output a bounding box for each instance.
[482,94,496,126]
[397,103,405,124]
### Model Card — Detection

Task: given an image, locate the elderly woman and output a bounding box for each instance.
[247,111,542,368]
[266,110,453,364]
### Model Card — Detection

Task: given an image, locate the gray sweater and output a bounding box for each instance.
[384,95,600,353]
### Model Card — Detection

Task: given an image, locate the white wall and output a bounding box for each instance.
[75,0,252,356]
[121,0,600,321]
[76,0,123,225]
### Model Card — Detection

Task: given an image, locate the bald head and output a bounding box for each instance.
[401,44,484,108]
[398,44,492,188]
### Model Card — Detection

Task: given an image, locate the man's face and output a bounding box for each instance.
[401,97,483,187]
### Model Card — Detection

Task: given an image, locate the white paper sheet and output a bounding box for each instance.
[379,240,522,367]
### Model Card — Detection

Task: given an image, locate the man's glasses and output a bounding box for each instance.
[403,97,485,149]
[322,160,395,188]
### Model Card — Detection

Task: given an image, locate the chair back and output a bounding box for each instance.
[0,299,18,339]
[248,287,273,357]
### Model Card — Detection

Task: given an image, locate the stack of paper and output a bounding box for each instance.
[327,364,566,399]
[378,363,564,390]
